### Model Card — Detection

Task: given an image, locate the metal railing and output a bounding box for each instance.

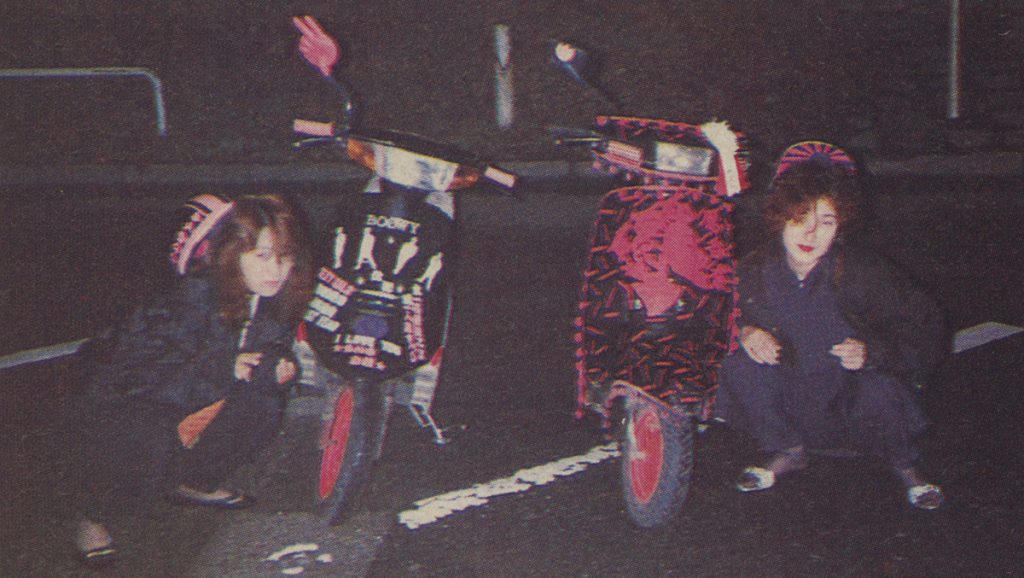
[0,66,167,136]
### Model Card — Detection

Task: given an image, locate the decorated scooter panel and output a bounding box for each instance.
[575,185,740,415]
[555,42,754,526]
[305,179,453,377]
[573,117,750,420]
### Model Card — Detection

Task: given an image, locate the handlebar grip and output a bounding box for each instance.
[553,136,603,147]
[548,125,593,139]
[548,126,601,147]
[483,165,517,189]
[293,118,336,137]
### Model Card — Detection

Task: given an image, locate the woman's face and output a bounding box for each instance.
[240,227,294,297]
[782,197,838,275]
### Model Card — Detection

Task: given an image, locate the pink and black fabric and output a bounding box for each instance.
[168,194,235,276]
[574,118,750,419]
[772,140,857,182]
[575,187,740,416]
[590,116,750,196]
[577,116,753,416]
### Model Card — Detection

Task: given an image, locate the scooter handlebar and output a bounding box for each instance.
[290,18,516,192]
[548,125,602,148]
[293,118,517,190]
[293,118,336,137]
[482,165,517,189]
[291,118,345,151]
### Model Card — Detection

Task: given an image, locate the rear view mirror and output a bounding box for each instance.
[553,41,621,112]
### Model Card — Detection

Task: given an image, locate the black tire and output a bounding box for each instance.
[317,380,375,525]
[620,401,693,528]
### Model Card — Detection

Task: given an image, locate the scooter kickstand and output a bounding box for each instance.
[409,403,452,445]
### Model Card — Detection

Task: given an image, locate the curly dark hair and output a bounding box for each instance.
[762,161,862,238]
[210,194,314,326]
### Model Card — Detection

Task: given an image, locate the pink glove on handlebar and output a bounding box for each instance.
[293,15,340,78]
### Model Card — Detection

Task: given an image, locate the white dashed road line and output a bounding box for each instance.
[951,321,1024,354]
[395,320,1024,530]
[398,443,619,529]
[4,322,1023,531]
[0,338,87,371]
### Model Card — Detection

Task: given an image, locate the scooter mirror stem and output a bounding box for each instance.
[327,76,358,132]
[554,41,593,87]
[293,14,358,131]
[553,41,622,114]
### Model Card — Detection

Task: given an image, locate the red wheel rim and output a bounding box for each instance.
[318,388,355,500]
[627,405,663,504]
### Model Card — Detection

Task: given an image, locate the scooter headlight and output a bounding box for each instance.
[374,144,459,192]
[651,141,715,175]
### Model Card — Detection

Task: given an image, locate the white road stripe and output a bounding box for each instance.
[0,338,88,371]
[264,542,320,562]
[4,322,1023,531]
[952,321,1024,354]
[396,321,1024,530]
[398,443,619,529]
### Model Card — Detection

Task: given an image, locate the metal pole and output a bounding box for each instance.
[948,0,961,120]
[0,67,168,136]
[494,24,514,129]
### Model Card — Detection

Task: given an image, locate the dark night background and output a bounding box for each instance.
[1,2,1022,576]
[0,1,1019,167]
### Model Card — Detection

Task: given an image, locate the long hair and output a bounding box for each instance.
[209,194,314,326]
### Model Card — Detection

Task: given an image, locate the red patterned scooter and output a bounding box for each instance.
[290,16,516,524]
[554,42,751,527]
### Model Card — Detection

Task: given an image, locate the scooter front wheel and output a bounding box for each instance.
[620,400,693,528]
[318,381,375,525]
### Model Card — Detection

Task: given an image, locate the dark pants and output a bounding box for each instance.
[716,352,927,468]
[71,385,284,524]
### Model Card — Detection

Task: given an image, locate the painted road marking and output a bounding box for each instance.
[3,322,1023,529]
[189,510,388,576]
[0,338,87,371]
[398,443,619,529]
[396,321,1024,530]
[952,321,1024,354]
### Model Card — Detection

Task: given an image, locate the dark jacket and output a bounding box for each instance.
[84,276,298,414]
[735,244,947,383]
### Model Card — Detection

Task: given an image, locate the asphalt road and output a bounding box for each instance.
[3,175,1024,576]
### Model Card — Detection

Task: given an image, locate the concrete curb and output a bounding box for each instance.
[864,151,1022,178]
[0,160,598,187]
[0,152,1019,187]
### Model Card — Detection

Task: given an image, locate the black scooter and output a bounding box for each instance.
[289,15,516,525]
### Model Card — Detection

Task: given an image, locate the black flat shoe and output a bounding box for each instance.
[168,489,256,510]
[78,544,117,567]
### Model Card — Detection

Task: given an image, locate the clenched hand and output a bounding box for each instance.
[830,337,867,371]
[740,326,782,365]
